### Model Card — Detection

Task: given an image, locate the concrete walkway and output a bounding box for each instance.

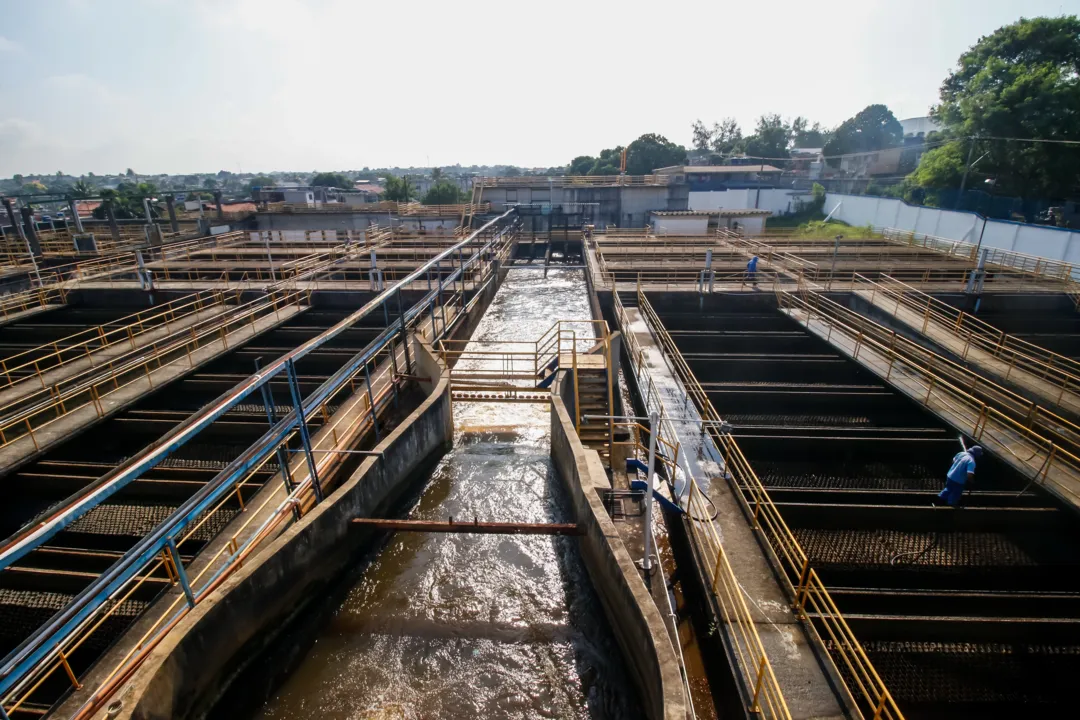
[0,304,233,411]
[857,288,1080,417]
[787,307,1080,510]
[625,307,846,720]
[0,304,306,473]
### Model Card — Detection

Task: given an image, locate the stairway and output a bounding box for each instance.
[573,355,613,466]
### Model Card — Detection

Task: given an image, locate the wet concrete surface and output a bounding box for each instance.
[252,270,642,720]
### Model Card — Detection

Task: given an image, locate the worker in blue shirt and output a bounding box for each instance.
[746,255,759,286]
[936,445,982,507]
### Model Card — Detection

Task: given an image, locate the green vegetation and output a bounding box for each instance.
[382,175,414,202]
[911,16,1080,200]
[92,182,159,220]
[794,220,877,239]
[245,175,276,194]
[309,171,351,189]
[823,104,904,167]
[422,180,465,205]
[567,133,687,176]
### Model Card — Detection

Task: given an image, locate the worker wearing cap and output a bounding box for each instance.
[746,255,759,286]
[936,445,982,507]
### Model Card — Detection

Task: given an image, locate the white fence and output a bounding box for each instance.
[825,193,1080,264]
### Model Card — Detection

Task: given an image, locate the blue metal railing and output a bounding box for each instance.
[0,210,518,706]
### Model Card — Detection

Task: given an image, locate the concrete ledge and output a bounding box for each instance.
[550,373,688,720]
[107,340,453,720]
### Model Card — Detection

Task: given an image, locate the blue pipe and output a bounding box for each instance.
[0,212,517,693]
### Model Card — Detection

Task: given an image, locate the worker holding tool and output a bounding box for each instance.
[746,255,759,287]
[936,442,983,507]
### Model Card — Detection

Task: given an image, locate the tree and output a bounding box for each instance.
[823,104,903,167]
[12,174,23,185]
[588,147,624,175]
[792,117,830,148]
[382,175,414,202]
[743,114,791,160]
[569,155,595,175]
[502,166,522,177]
[916,16,1080,198]
[21,180,47,194]
[71,179,97,198]
[431,167,444,181]
[625,133,686,174]
[126,168,136,178]
[711,118,742,154]
[423,180,465,205]
[691,120,713,151]
[245,175,275,195]
[309,171,351,188]
[202,177,218,190]
[92,182,159,220]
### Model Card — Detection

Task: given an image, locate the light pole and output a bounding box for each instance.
[643,410,658,572]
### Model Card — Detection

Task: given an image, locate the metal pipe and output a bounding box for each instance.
[0,211,516,694]
[644,410,658,571]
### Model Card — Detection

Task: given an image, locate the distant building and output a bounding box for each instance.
[282,189,315,206]
[653,165,783,191]
[900,116,942,141]
[649,209,770,236]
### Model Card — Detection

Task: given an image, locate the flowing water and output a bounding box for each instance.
[253,269,642,720]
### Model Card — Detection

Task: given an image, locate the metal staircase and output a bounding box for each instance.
[438,320,615,462]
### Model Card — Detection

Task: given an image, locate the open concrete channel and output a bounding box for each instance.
[221,268,655,719]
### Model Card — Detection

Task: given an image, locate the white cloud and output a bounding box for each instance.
[0,36,21,53]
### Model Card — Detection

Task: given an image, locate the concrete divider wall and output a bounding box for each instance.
[550,374,687,720]
[824,192,1080,263]
[111,339,453,720]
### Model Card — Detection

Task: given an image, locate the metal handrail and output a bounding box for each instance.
[857,273,1080,404]
[612,290,795,720]
[0,211,520,716]
[0,290,236,392]
[779,289,1080,504]
[635,288,903,720]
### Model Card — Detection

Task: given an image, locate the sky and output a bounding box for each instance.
[1,0,1078,177]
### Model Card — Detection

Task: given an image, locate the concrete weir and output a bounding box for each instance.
[104,337,453,720]
[550,373,687,720]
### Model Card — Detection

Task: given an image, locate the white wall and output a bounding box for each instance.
[689,188,810,216]
[824,192,1080,263]
[652,215,708,235]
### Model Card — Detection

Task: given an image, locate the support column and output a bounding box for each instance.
[2,198,23,240]
[67,199,85,233]
[213,190,224,221]
[104,201,121,242]
[19,207,42,257]
[165,194,179,233]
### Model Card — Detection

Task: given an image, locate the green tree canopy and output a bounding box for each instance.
[625,133,686,174]
[917,16,1080,198]
[92,182,159,220]
[71,179,97,198]
[202,177,218,190]
[569,155,595,175]
[21,180,47,194]
[792,117,831,148]
[742,114,792,160]
[382,175,414,202]
[423,180,465,205]
[309,171,351,188]
[588,147,624,175]
[823,104,903,166]
[246,175,276,194]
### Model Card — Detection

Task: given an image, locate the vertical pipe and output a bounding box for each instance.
[286,359,323,502]
[643,410,658,571]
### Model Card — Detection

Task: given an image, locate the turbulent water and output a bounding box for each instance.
[254,269,642,720]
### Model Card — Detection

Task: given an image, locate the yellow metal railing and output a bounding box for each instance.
[0,290,236,392]
[611,291,795,719]
[857,273,1080,407]
[634,288,903,720]
[0,290,308,453]
[779,289,1080,504]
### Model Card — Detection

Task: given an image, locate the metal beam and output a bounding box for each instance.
[350,518,582,535]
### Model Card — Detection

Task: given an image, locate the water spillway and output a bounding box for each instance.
[250,269,642,719]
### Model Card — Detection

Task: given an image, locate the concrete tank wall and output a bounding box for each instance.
[550,374,687,720]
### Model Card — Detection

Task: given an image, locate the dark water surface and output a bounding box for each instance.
[254,270,642,720]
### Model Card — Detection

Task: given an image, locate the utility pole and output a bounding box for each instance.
[955,137,976,210]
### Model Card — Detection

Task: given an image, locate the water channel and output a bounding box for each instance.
[251,268,643,719]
